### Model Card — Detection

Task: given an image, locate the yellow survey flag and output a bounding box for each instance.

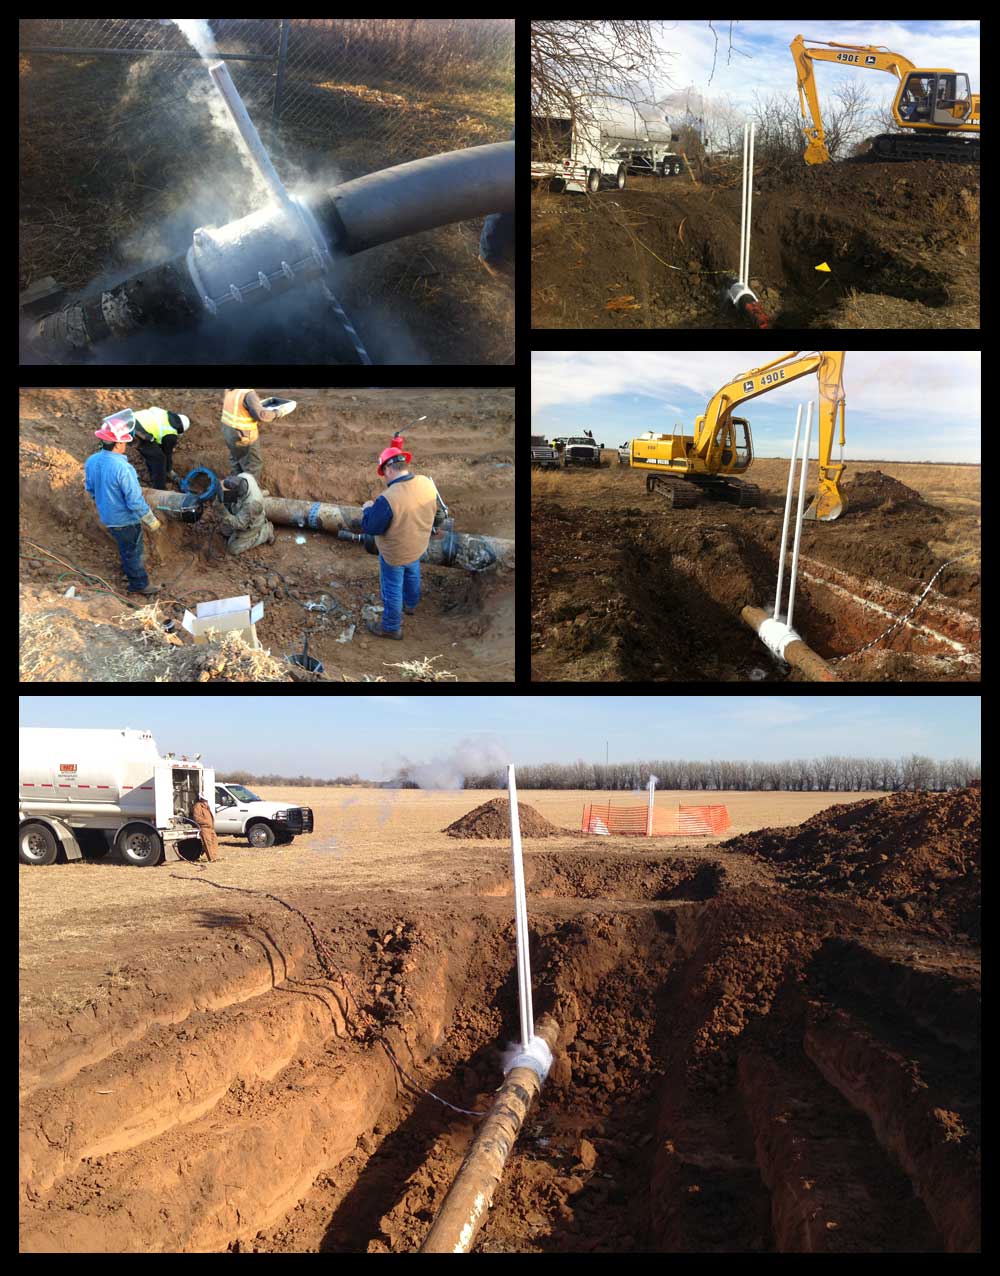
[814,262,831,272]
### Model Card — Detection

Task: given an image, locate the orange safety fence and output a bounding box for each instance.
[581,802,731,837]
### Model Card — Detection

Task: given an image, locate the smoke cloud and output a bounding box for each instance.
[385,735,509,791]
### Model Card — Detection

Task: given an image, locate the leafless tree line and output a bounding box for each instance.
[467,756,980,793]
[224,771,365,788]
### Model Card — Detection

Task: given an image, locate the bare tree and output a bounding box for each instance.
[531,20,670,130]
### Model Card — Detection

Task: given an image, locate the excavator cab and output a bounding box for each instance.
[897,72,974,127]
[714,417,753,473]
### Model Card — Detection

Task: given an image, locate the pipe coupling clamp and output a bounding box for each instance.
[758,617,801,659]
[505,1035,553,1082]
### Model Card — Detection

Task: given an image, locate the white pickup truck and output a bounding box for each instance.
[213,782,314,848]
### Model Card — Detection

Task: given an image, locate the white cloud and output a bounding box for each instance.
[531,351,981,462]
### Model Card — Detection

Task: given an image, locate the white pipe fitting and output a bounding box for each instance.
[786,401,814,632]
[774,405,804,619]
[507,765,535,1051]
[757,617,803,659]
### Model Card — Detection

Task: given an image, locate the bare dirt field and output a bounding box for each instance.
[532,458,980,683]
[19,387,514,682]
[19,786,980,1252]
[532,161,979,330]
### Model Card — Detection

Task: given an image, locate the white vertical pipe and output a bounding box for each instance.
[646,774,656,837]
[739,123,749,285]
[786,401,813,632]
[507,765,534,1050]
[208,61,302,231]
[774,404,804,620]
[743,123,755,287]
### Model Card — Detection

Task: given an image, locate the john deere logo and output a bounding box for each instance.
[743,379,754,392]
[865,55,876,65]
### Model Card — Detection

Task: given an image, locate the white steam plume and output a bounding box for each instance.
[386,735,508,791]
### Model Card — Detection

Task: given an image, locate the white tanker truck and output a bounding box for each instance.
[18,728,315,866]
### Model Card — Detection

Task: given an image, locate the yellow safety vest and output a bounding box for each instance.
[221,389,258,444]
[133,407,178,444]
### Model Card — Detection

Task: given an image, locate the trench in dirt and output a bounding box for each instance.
[19,854,979,1252]
[616,522,979,682]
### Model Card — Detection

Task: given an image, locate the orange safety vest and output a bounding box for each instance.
[221,389,258,444]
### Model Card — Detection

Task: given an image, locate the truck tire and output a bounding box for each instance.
[19,822,59,866]
[586,168,600,194]
[117,824,164,867]
[247,821,277,849]
[615,164,627,190]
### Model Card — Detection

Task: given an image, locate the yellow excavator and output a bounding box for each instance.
[791,34,980,164]
[626,350,847,521]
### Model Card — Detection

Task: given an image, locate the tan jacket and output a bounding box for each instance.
[375,474,440,567]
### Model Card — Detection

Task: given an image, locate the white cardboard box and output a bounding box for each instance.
[182,595,264,647]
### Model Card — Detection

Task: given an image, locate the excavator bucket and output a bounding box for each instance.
[803,477,845,522]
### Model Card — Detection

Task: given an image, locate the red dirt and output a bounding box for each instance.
[20,789,980,1253]
[444,798,572,839]
[721,788,981,939]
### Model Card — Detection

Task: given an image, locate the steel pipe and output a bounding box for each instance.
[265,496,512,572]
[25,142,515,357]
[740,605,840,682]
[314,142,514,255]
[147,488,512,572]
[420,1013,560,1254]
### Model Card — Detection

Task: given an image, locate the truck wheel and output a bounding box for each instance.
[586,168,600,193]
[247,822,277,849]
[19,822,59,866]
[615,164,627,190]
[118,824,164,867]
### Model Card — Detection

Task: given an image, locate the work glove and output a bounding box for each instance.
[141,512,162,532]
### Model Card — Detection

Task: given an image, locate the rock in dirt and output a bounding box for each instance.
[442,798,573,840]
[721,787,980,939]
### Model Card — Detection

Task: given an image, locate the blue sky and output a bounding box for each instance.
[593,20,980,131]
[19,696,980,777]
[532,351,981,463]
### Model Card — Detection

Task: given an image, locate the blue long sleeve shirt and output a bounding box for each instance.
[84,449,151,527]
[361,474,412,535]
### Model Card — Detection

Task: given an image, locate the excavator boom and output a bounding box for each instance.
[693,350,847,520]
[791,33,979,165]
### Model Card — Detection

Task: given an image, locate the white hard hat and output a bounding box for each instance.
[177,414,191,434]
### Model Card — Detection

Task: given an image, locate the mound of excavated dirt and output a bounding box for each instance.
[443,798,571,839]
[722,787,980,939]
[843,469,937,516]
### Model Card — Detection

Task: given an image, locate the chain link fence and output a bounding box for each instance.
[19,17,514,292]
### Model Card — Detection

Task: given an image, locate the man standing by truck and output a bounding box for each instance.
[191,793,220,862]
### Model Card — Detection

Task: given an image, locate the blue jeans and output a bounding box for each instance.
[378,555,420,632]
[480,211,514,267]
[107,522,148,591]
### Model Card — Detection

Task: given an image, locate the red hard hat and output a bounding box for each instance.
[377,445,411,475]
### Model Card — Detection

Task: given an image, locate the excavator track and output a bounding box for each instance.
[645,474,700,508]
[856,133,979,164]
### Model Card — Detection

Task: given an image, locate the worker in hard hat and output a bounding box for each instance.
[217,474,276,556]
[221,389,281,488]
[360,447,447,639]
[130,407,191,490]
[84,412,162,596]
[191,792,221,862]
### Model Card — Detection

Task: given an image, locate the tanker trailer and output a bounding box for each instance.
[18,728,214,867]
